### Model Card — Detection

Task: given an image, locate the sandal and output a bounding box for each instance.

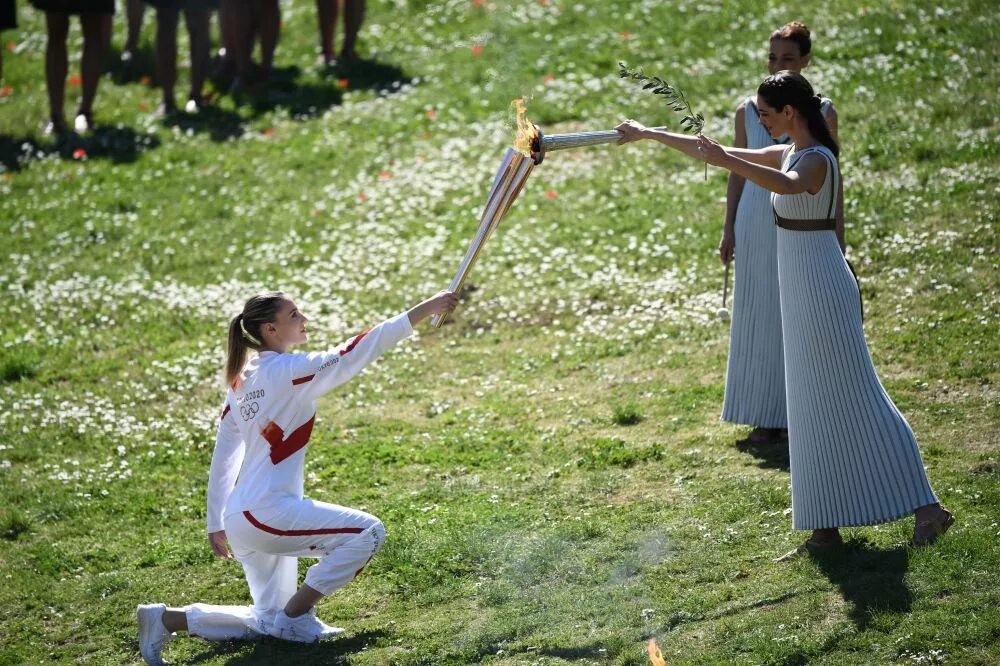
[775,532,843,562]
[912,507,955,547]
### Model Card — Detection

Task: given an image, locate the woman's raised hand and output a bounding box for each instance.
[615,119,649,144]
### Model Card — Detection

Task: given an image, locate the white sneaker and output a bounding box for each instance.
[269,609,344,643]
[136,603,172,665]
[251,607,277,636]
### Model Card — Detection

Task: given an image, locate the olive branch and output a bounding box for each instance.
[619,61,707,178]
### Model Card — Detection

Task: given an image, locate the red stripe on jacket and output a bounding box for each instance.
[340,329,372,356]
[289,328,371,386]
[220,404,231,420]
[243,510,365,536]
[261,415,316,464]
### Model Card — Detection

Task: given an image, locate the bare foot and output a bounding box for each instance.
[912,505,954,546]
[775,528,842,562]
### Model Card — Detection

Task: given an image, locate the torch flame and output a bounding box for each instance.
[512,96,537,157]
[647,639,666,666]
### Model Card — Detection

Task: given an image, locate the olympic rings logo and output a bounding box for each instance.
[240,402,260,421]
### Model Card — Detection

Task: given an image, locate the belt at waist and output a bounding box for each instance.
[773,214,836,231]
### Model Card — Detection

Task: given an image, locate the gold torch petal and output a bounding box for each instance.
[432,148,534,328]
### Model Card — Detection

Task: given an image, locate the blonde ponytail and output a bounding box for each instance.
[223,292,287,388]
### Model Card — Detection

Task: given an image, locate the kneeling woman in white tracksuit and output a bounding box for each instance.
[137,288,458,664]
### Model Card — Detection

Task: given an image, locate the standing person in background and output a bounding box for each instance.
[255,0,279,82]
[217,0,277,93]
[147,0,216,114]
[719,21,842,444]
[315,0,365,68]
[29,0,113,134]
[616,71,953,560]
[121,0,145,63]
[136,289,459,665]
[0,0,15,83]
[216,0,247,91]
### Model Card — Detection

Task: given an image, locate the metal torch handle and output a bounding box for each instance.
[540,130,624,151]
[540,126,668,153]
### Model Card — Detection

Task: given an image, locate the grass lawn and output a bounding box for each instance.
[1,0,998,664]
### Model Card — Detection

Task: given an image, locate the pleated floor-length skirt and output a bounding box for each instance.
[777,229,938,530]
[721,180,787,428]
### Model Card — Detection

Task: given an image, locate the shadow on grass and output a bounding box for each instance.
[321,57,412,92]
[537,643,609,659]
[106,45,158,86]
[159,58,410,140]
[0,126,161,172]
[241,64,344,117]
[185,629,387,665]
[811,539,912,630]
[734,436,790,472]
[162,104,248,142]
[243,58,410,115]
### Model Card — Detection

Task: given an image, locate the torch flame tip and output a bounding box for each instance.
[647,638,666,666]
[511,96,536,158]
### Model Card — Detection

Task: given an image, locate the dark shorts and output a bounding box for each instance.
[1,0,16,31]
[144,0,219,9]
[28,0,114,13]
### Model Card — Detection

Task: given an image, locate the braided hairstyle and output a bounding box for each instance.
[757,71,838,158]
[224,292,287,388]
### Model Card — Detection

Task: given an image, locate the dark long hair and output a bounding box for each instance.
[224,292,287,388]
[757,71,838,158]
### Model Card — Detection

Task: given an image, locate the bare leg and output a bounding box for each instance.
[154,8,179,113]
[162,608,189,632]
[258,0,280,78]
[283,584,324,618]
[220,0,251,91]
[123,0,145,57]
[184,9,211,106]
[78,13,111,124]
[216,2,235,73]
[340,0,364,63]
[316,0,337,65]
[43,12,70,132]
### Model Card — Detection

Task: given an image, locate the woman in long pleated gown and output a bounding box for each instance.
[615,71,954,557]
[720,21,840,443]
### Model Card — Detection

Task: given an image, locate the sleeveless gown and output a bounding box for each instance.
[774,146,938,529]
[720,97,791,428]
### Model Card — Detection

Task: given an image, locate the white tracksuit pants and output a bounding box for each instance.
[185,498,385,640]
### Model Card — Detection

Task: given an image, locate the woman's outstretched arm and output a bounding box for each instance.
[615,120,786,170]
[696,135,826,195]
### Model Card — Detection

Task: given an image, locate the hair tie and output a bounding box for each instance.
[239,315,261,346]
